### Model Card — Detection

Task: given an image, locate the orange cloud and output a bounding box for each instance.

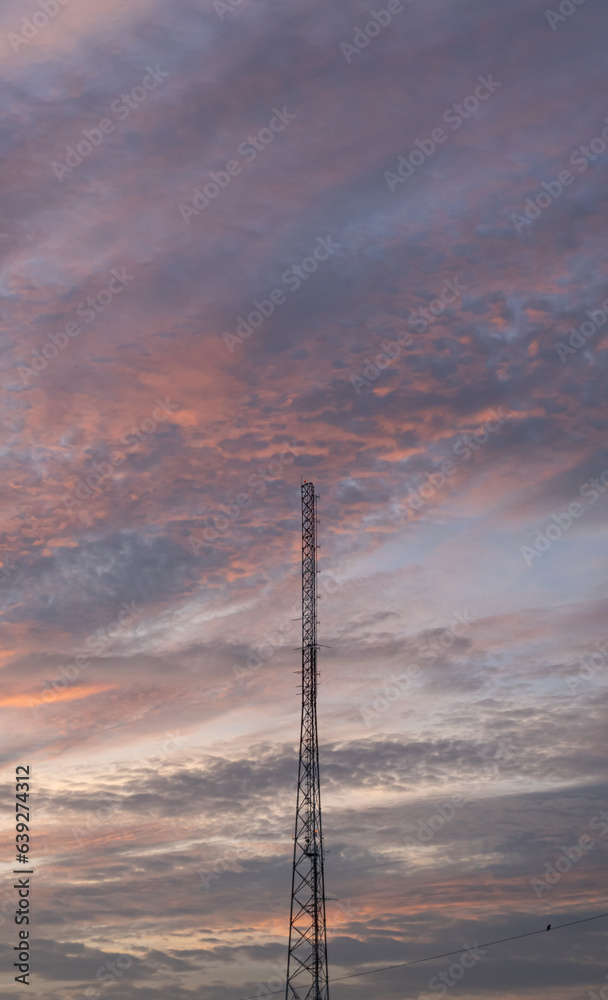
[0,683,116,709]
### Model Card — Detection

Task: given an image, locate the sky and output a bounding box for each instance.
[0,0,607,998]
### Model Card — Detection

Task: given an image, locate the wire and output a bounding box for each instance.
[235,910,608,1000]
[330,911,608,984]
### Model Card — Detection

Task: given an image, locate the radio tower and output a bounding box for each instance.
[285,482,329,1000]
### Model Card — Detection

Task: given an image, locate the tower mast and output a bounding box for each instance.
[285,482,329,1000]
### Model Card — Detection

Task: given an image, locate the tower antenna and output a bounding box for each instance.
[285,482,329,1000]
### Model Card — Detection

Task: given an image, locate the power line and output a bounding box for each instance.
[330,911,608,985]
[236,910,608,1000]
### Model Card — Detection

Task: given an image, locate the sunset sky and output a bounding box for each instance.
[1,0,607,998]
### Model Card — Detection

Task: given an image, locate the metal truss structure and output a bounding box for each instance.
[285,481,329,1000]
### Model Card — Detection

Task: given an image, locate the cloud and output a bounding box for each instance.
[2,0,608,996]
